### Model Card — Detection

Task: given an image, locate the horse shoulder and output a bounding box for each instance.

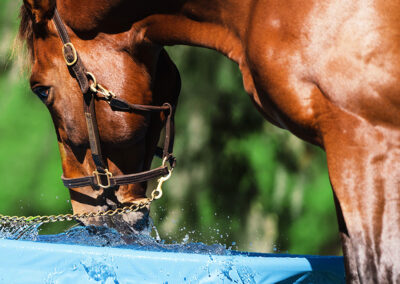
[242,1,400,140]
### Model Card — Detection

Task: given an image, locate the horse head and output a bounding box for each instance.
[20,0,181,234]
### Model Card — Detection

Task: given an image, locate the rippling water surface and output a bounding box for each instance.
[0,221,230,256]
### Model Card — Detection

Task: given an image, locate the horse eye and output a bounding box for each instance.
[32,86,50,101]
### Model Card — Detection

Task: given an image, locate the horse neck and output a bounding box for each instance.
[140,0,253,64]
[58,0,251,63]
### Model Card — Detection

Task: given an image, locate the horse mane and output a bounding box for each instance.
[15,5,34,61]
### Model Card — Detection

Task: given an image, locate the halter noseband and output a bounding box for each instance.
[52,9,176,190]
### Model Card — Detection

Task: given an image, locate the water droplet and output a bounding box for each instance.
[181,234,189,244]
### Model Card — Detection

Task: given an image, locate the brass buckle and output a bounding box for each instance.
[86,72,116,101]
[62,43,78,66]
[86,72,97,90]
[93,169,113,189]
[96,84,116,101]
[150,157,174,200]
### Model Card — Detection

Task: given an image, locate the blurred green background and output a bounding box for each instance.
[0,1,341,255]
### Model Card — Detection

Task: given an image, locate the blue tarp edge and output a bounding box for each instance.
[0,239,345,283]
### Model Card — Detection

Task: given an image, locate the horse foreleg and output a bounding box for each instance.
[322,113,400,283]
[333,193,360,283]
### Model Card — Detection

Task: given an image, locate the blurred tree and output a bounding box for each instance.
[0,1,71,234]
[151,46,341,254]
[0,1,341,254]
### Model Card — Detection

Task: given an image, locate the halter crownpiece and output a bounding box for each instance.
[52,8,176,190]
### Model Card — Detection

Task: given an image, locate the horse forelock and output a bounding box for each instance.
[15,5,34,62]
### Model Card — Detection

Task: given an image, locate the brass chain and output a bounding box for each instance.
[0,198,151,225]
[0,166,173,225]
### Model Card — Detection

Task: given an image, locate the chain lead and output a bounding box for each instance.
[0,198,152,225]
[0,170,171,225]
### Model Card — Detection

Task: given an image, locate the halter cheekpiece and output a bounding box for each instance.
[52,9,176,190]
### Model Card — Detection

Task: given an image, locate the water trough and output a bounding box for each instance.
[0,236,345,283]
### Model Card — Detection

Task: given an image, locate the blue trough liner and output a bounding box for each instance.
[0,239,344,283]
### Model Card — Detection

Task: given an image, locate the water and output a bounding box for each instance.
[0,221,345,283]
[0,221,230,256]
[0,222,41,241]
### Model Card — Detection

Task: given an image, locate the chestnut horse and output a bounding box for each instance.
[20,0,400,282]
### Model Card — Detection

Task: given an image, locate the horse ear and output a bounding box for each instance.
[23,0,56,24]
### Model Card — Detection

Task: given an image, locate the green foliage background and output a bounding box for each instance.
[0,1,341,255]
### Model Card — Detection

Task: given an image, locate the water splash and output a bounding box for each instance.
[36,225,230,255]
[0,222,41,240]
[81,258,120,284]
[0,219,229,256]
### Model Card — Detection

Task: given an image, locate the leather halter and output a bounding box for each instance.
[52,9,176,189]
